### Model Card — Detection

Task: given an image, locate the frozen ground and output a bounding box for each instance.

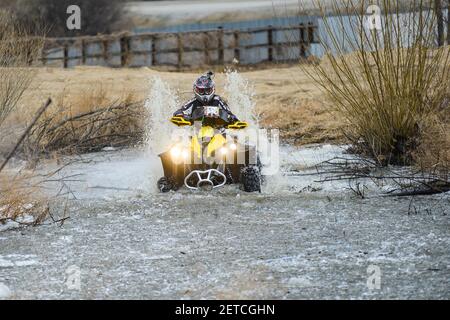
[0,144,449,299]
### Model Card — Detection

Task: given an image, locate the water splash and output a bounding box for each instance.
[144,76,179,155]
[224,70,259,127]
[143,76,181,192]
[142,72,284,194]
[224,70,284,193]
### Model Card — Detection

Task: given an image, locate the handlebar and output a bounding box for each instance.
[171,105,248,129]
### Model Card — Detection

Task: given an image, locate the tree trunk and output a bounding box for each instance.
[435,0,444,46]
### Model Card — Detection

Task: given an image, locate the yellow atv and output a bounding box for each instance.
[157,106,261,192]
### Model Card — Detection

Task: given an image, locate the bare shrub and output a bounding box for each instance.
[0,10,44,128]
[25,87,145,157]
[304,0,450,166]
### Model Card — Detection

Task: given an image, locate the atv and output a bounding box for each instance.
[157,105,262,192]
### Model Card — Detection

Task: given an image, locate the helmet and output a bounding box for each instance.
[193,71,215,104]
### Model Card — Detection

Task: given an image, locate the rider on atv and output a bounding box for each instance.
[173,71,239,124]
[158,71,261,193]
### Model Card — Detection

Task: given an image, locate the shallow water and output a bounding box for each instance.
[1,144,448,299]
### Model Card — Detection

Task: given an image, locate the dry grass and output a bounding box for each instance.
[258,96,343,144]
[0,173,48,227]
[0,10,50,227]
[413,109,450,177]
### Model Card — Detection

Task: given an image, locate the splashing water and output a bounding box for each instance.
[145,76,180,155]
[141,72,285,194]
[143,76,181,192]
[224,70,285,193]
[224,70,259,127]
[224,70,261,150]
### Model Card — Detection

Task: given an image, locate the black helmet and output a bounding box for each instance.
[193,71,215,104]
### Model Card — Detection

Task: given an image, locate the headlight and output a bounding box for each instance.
[171,146,189,160]
[220,147,228,155]
[170,146,181,158]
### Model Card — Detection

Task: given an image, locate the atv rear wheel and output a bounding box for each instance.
[240,166,261,192]
[157,177,175,193]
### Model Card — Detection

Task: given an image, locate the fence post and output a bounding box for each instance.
[63,44,68,68]
[81,39,86,65]
[151,36,157,66]
[218,26,224,65]
[41,46,47,66]
[102,40,109,66]
[120,35,130,67]
[203,32,210,65]
[298,23,306,58]
[299,23,305,43]
[177,33,183,70]
[233,30,240,62]
[267,25,273,62]
[307,22,314,43]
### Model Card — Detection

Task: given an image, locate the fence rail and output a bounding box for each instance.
[42,23,318,69]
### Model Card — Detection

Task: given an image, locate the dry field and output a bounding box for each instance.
[14,64,344,146]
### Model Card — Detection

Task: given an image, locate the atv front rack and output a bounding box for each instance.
[184,169,226,190]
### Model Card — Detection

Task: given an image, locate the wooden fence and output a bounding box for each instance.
[42,23,318,69]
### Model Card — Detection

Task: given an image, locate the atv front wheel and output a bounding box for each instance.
[240,166,261,192]
[157,177,175,193]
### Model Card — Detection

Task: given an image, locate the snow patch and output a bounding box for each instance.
[0,255,38,267]
[0,220,19,232]
[0,257,14,267]
[0,283,12,299]
[13,260,38,267]
[286,277,313,287]
[145,254,173,260]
